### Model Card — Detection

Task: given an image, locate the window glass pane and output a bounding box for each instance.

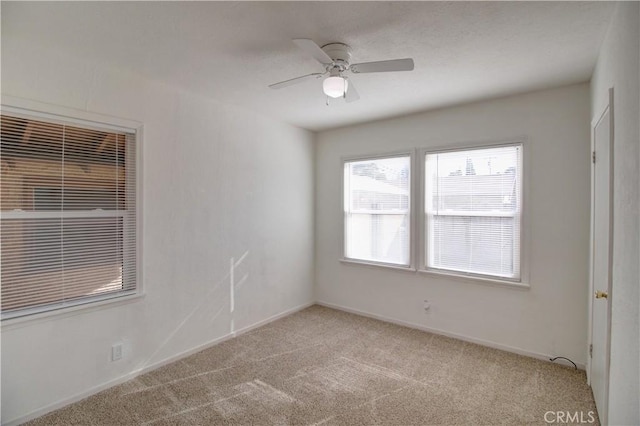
[425,145,521,279]
[0,116,63,212]
[1,217,124,314]
[429,215,517,277]
[426,146,519,213]
[344,156,410,265]
[63,126,124,211]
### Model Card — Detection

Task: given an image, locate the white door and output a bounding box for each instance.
[589,88,613,425]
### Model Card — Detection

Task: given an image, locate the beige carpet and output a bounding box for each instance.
[27,305,598,425]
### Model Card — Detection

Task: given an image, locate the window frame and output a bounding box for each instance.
[0,97,144,323]
[418,140,527,285]
[341,150,417,270]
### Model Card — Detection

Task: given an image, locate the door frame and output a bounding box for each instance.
[587,87,614,423]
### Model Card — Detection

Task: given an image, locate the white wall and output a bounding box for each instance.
[0,37,315,423]
[591,2,640,424]
[316,84,591,366]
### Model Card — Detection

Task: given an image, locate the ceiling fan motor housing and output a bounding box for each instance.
[321,43,352,70]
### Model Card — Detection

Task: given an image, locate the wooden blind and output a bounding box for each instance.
[1,112,137,319]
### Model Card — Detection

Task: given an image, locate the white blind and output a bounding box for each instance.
[1,112,137,319]
[344,155,411,266]
[425,144,521,279]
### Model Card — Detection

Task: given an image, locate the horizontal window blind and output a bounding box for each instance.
[344,155,411,266]
[425,144,521,279]
[1,112,137,319]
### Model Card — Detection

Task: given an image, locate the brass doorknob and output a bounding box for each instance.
[595,290,608,299]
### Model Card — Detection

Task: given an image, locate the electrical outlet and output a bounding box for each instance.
[423,299,431,311]
[111,343,123,362]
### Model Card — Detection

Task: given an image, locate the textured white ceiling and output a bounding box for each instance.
[2,2,614,131]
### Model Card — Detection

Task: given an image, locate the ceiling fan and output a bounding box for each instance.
[269,39,414,103]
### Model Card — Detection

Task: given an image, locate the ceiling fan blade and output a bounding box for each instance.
[350,58,414,74]
[345,79,360,103]
[269,72,324,90]
[293,39,333,65]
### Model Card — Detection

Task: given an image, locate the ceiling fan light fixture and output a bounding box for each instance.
[323,76,348,98]
[269,39,414,104]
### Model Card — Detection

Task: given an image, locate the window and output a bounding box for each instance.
[424,144,522,280]
[343,154,411,266]
[1,110,139,319]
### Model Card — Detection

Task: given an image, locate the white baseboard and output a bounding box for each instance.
[316,300,586,370]
[5,301,314,426]
[231,302,314,336]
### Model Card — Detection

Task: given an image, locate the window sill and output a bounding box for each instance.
[340,258,416,272]
[1,292,145,330]
[418,269,530,289]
